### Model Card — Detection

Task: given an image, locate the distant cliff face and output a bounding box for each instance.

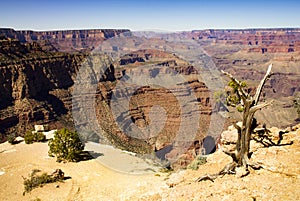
[187,28,300,53]
[2,28,299,54]
[0,28,131,52]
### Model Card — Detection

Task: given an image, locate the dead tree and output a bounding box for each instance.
[196,64,273,182]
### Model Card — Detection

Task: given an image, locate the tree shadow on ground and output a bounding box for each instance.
[79,151,104,161]
[10,139,23,145]
[252,128,293,147]
[63,176,72,181]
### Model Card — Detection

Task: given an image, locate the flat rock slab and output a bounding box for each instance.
[85,142,161,174]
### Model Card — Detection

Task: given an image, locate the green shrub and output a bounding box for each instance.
[7,133,17,144]
[23,169,64,195]
[48,128,84,162]
[213,90,227,112]
[24,131,46,144]
[159,167,173,173]
[236,105,244,112]
[36,132,46,142]
[294,95,300,118]
[187,155,207,170]
[226,80,248,107]
[24,130,35,144]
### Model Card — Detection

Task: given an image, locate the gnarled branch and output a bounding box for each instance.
[233,122,241,132]
[221,148,237,161]
[249,100,273,114]
[195,162,237,182]
[253,64,273,105]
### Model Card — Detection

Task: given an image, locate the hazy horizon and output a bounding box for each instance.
[2,27,300,33]
[1,0,299,32]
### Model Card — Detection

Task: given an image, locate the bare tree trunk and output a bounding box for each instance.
[237,101,254,167]
[196,64,273,182]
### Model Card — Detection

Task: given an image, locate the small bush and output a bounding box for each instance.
[36,132,46,142]
[294,95,300,119]
[24,130,35,144]
[7,133,17,144]
[24,131,46,144]
[23,169,64,195]
[159,167,173,173]
[187,156,207,170]
[48,128,84,162]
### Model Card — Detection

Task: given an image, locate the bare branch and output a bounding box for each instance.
[249,100,273,114]
[233,122,241,131]
[219,162,237,175]
[195,174,218,182]
[253,64,273,105]
[226,98,237,107]
[195,162,237,182]
[243,157,262,170]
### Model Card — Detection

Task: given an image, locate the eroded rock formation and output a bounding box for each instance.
[0,32,213,169]
[0,35,86,135]
[0,28,299,169]
[0,28,131,52]
[188,28,300,53]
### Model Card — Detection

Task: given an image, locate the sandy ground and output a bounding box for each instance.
[0,127,300,201]
[0,140,168,201]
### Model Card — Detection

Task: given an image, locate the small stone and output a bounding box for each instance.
[166,170,185,187]
[235,167,249,178]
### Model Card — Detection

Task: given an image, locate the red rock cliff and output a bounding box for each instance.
[0,28,131,52]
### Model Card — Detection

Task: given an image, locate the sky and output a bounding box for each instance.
[1,0,299,31]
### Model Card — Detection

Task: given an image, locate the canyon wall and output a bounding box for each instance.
[2,28,300,54]
[0,33,213,166]
[0,35,85,135]
[0,28,131,52]
[188,28,300,53]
